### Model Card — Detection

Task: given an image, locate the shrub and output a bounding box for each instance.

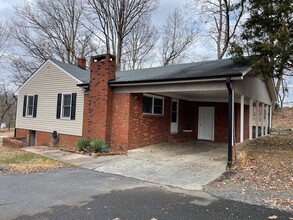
[76,138,90,152]
[90,139,109,153]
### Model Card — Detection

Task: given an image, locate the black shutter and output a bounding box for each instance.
[71,93,77,120]
[33,95,38,118]
[23,95,27,117]
[56,93,62,119]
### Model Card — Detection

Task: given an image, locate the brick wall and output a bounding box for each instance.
[15,128,30,146]
[110,93,131,148]
[15,128,80,151]
[82,93,89,137]
[109,93,234,149]
[127,94,171,148]
[3,138,23,148]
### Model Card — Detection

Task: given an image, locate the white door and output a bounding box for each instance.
[170,99,179,133]
[198,107,214,141]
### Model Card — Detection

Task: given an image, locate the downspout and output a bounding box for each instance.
[226,78,233,169]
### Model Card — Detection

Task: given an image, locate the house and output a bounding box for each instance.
[13,54,277,166]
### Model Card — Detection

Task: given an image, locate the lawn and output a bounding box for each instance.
[0,145,69,173]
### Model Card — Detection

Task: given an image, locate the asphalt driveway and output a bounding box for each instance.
[1,168,292,220]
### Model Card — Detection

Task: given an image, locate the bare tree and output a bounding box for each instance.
[122,18,158,70]
[161,9,198,66]
[0,19,10,60]
[0,83,16,129]
[86,0,158,70]
[12,0,97,64]
[189,0,245,59]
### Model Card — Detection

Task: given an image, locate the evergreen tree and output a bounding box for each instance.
[230,0,293,105]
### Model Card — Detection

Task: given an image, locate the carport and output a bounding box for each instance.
[110,59,277,167]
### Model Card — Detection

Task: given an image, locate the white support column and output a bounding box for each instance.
[265,105,269,135]
[261,103,265,136]
[232,90,235,144]
[249,99,253,140]
[240,95,244,143]
[255,101,259,138]
[269,105,273,130]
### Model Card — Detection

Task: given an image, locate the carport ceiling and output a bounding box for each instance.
[156,90,229,102]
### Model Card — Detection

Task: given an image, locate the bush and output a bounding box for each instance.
[90,138,109,153]
[76,138,91,152]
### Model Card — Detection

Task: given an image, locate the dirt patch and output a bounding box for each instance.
[205,133,293,213]
[273,107,293,129]
[0,145,70,173]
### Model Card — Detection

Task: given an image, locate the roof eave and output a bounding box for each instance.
[109,74,244,87]
[77,83,89,89]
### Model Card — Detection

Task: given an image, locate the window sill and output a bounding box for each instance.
[170,132,178,135]
[142,113,164,117]
[183,130,193,133]
[60,117,71,120]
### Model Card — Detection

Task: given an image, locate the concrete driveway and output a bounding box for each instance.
[95,141,227,190]
[24,141,227,190]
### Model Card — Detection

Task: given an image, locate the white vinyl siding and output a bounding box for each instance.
[16,61,84,136]
[114,81,227,94]
[233,76,272,105]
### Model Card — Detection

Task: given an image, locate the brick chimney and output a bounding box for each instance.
[86,54,116,143]
[77,57,86,69]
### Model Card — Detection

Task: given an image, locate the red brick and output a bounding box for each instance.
[15,128,80,151]
[86,54,115,144]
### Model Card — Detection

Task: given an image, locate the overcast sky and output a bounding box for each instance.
[0,0,292,104]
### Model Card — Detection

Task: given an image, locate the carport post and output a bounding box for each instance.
[269,105,273,130]
[261,103,265,136]
[249,99,253,140]
[255,101,259,138]
[226,78,233,168]
[240,95,244,143]
[265,105,268,135]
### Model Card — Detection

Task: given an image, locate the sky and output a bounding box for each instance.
[0,0,292,105]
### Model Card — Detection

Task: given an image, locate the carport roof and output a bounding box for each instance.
[109,59,251,85]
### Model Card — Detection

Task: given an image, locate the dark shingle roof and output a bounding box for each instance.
[50,59,90,83]
[110,59,250,85]
[51,58,250,85]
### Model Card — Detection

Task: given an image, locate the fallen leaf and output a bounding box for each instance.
[267,215,278,219]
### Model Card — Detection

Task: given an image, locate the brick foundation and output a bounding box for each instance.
[15,128,80,151]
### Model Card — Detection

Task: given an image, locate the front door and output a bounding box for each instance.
[198,107,214,141]
[29,130,36,146]
[170,99,179,133]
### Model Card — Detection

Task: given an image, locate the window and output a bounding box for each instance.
[56,93,77,120]
[26,95,34,117]
[171,101,178,123]
[143,94,164,115]
[62,94,72,118]
[23,95,38,118]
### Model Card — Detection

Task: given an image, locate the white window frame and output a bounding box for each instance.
[61,93,72,119]
[142,94,164,116]
[26,95,35,117]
